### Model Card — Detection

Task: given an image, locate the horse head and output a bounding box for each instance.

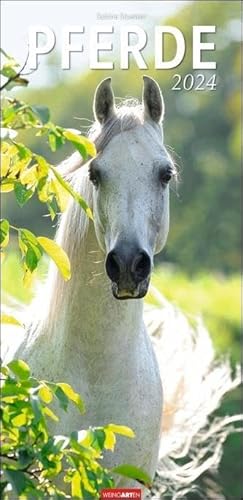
[89,76,175,299]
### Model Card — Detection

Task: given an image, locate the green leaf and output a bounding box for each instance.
[71,471,81,498]
[37,177,49,203]
[69,139,87,159]
[5,469,28,495]
[0,313,22,327]
[1,381,28,398]
[14,142,32,161]
[8,359,30,380]
[31,105,50,124]
[18,449,34,468]
[0,62,18,79]
[11,412,28,427]
[0,365,10,376]
[0,219,9,247]
[79,463,97,495]
[47,199,58,220]
[37,236,71,281]
[105,424,135,438]
[19,229,42,260]
[104,429,116,451]
[112,464,152,487]
[63,130,96,158]
[0,179,15,193]
[2,105,16,126]
[20,166,39,188]
[35,127,49,137]
[53,386,69,411]
[38,385,53,404]
[57,383,85,413]
[94,429,106,450]
[48,129,65,152]
[50,178,70,212]
[43,406,59,422]
[14,182,34,207]
[19,228,39,246]
[49,165,93,220]
[34,155,50,177]
[25,246,39,272]
[18,228,42,273]
[6,77,29,90]
[30,395,44,424]
[48,132,57,152]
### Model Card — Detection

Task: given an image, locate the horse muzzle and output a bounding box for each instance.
[105,246,152,300]
[111,278,150,299]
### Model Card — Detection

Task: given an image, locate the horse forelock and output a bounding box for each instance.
[89,99,144,152]
[58,99,158,179]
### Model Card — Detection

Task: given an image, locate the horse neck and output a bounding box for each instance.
[38,198,144,353]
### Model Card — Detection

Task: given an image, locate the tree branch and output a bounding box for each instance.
[0,51,30,92]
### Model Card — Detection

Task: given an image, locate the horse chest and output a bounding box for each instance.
[48,334,163,477]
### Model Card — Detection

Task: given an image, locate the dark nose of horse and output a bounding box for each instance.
[106,248,151,285]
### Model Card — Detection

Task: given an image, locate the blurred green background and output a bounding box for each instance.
[1,1,241,498]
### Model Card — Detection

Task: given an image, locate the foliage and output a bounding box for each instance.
[0,50,95,285]
[0,360,151,498]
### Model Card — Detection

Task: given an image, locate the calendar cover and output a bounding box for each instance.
[1,1,241,499]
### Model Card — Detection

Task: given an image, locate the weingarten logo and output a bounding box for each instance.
[101,489,141,499]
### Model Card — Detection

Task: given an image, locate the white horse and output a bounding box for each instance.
[6,76,173,484]
[3,77,242,497]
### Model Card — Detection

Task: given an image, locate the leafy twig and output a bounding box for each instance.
[0,51,30,92]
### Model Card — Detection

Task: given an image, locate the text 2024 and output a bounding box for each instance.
[172,73,217,91]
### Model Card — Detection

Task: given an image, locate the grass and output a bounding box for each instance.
[149,265,240,363]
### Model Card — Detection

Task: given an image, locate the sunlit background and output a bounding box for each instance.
[1,1,241,497]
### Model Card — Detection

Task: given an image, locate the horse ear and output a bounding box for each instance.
[142,76,164,123]
[93,77,116,124]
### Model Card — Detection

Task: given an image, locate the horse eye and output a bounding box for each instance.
[89,163,100,188]
[159,164,173,185]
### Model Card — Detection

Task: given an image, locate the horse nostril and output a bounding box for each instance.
[132,251,151,280]
[106,248,151,285]
[105,251,121,282]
